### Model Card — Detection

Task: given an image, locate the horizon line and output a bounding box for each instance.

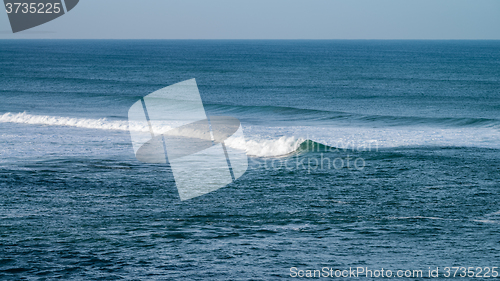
[1,38,500,41]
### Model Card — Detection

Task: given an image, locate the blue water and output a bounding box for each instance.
[0,40,499,280]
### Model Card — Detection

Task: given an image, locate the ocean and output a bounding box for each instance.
[0,40,499,280]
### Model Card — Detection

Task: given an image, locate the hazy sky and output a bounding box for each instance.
[1,0,500,39]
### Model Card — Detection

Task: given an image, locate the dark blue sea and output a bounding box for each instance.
[1,40,499,280]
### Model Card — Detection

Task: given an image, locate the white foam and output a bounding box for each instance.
[472,219,500,225]
[0,112,173,133]
[225,136,303,157]
[0,112,306,157]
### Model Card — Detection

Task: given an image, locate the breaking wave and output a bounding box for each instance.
[2,112,499,158]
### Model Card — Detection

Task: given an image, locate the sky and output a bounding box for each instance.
[1,0,500,39]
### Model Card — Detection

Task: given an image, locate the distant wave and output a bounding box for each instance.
[205,103,500,128]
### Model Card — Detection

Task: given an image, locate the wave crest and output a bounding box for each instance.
[0,112,173,133]
[225,136,304,157]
